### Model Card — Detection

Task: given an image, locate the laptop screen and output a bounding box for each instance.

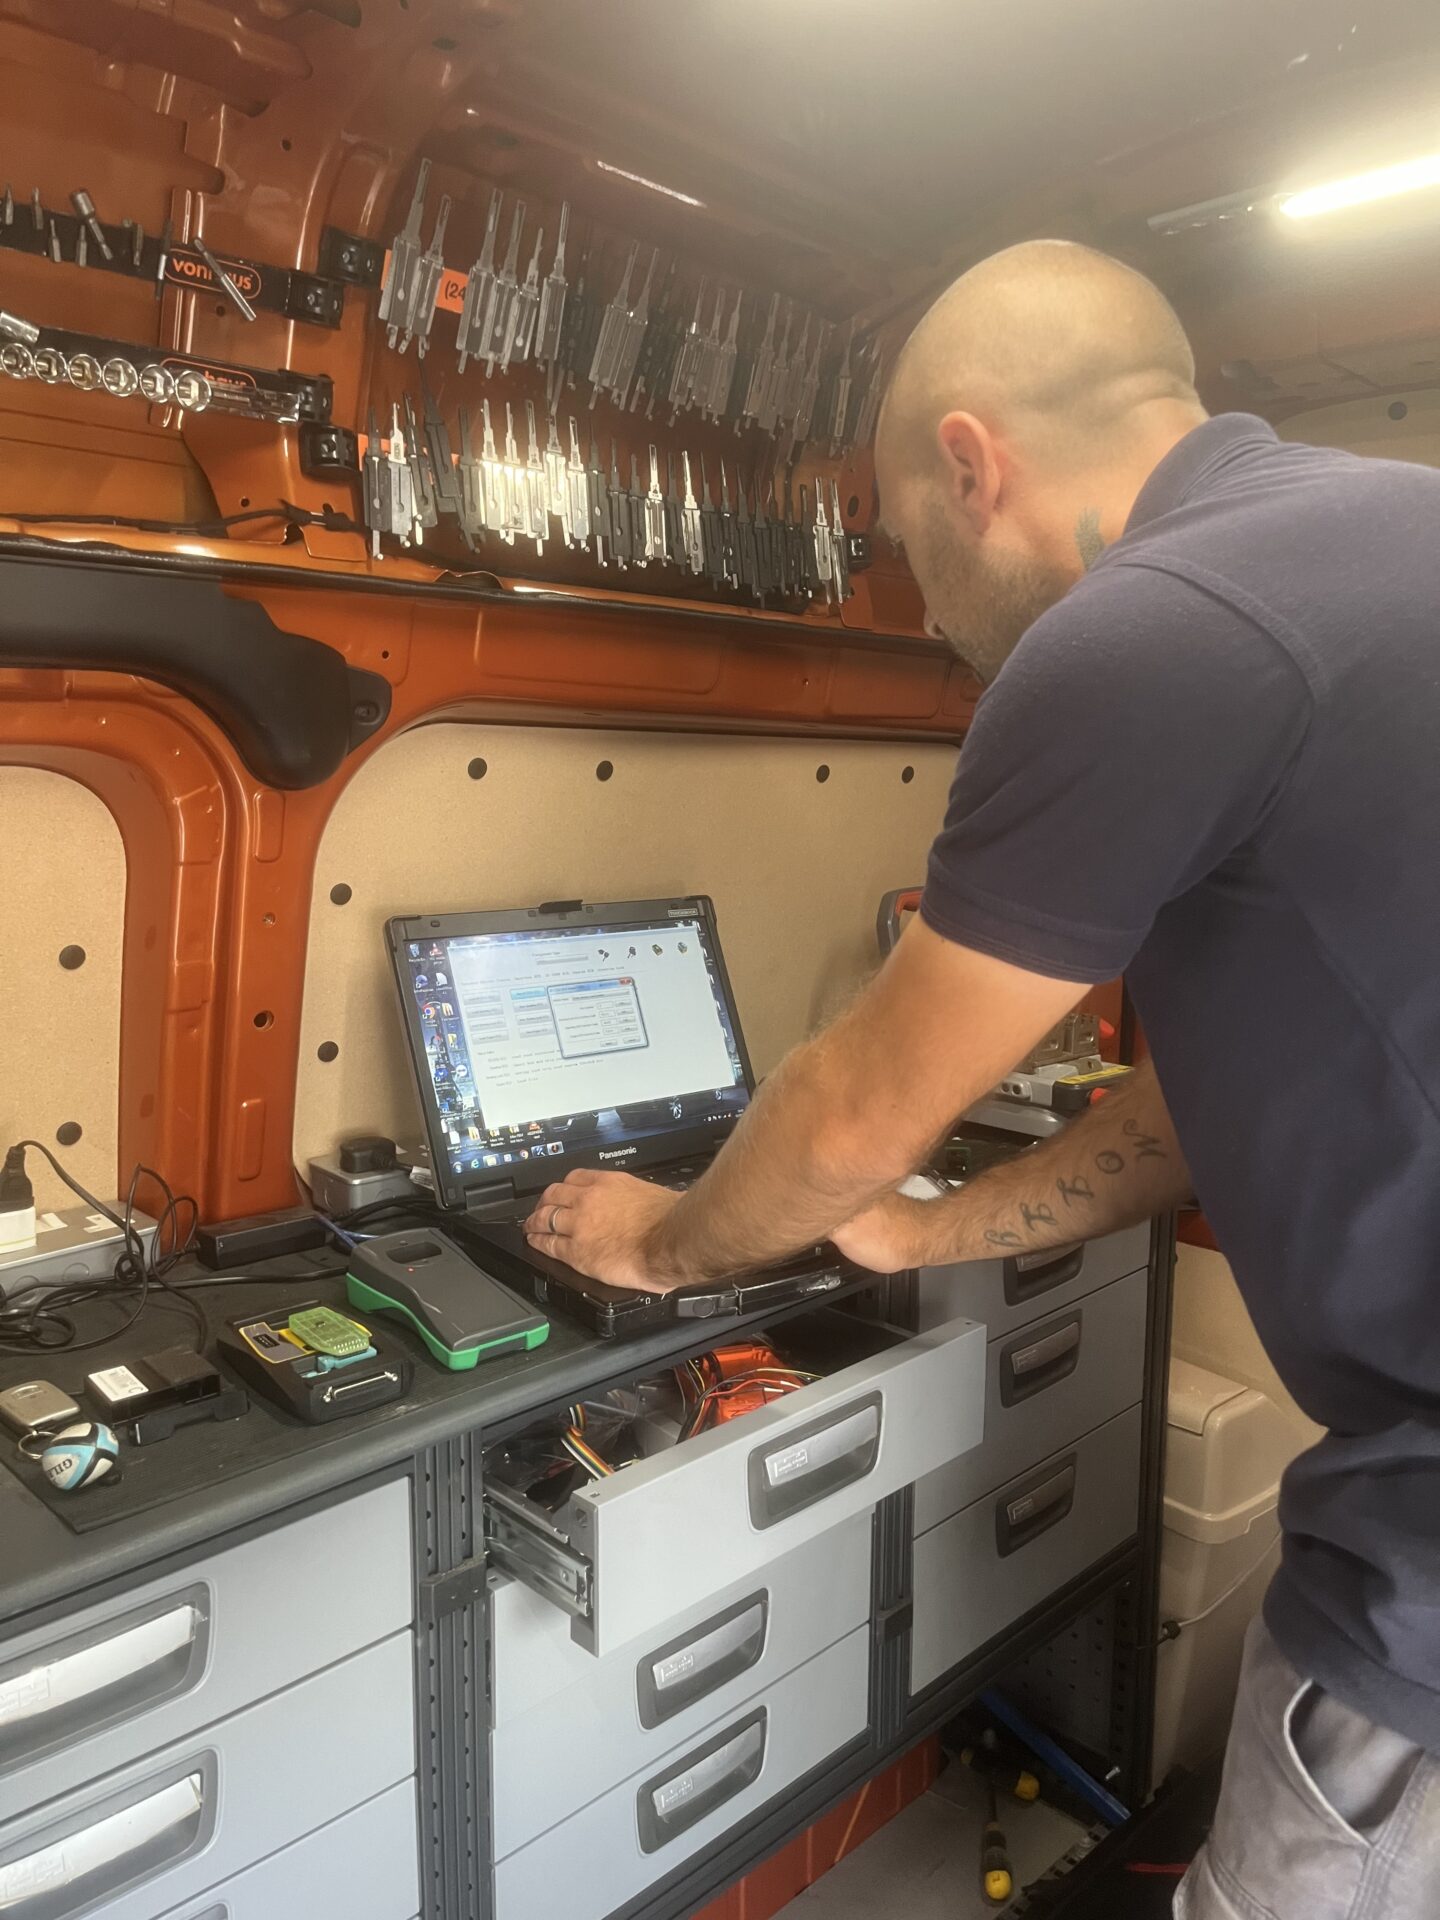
[396,906,752,1192]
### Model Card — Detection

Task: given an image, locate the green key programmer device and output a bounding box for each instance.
[346,1230,549,1370]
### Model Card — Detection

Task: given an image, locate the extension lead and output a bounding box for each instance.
[0,1146,36,1254]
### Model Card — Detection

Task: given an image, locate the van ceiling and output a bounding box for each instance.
[4,0,1440,405]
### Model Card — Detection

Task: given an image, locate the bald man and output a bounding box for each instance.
[525,241,1440,1916]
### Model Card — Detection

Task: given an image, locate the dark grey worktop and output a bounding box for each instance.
[0,1249,875,1632]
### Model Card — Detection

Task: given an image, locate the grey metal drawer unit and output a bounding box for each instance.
[486,1312,985,1659]
[917,1222,1149,1341]
[0,1631,415,1920]
[914,1268,1147,1534]
[491,1509,872,1859]
[0,1478,413,1808]
[910,1406,1143,1698]
[493,1623,870,1920]
[153,1780,419,1920]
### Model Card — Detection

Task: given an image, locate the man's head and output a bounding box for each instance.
[875,240,1208,680]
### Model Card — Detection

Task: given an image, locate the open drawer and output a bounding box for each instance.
[484,1307,985,1658]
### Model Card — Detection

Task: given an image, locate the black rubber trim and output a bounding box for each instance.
[0,533,956,663]
[0,554,390,790]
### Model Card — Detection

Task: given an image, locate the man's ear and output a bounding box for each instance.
[936,411,1002,535]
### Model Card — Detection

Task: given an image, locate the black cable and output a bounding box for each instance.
[330,1192,437,1231]
[170,1266,348,1290]
[0,503,361,540]
[0,1143,209,1355]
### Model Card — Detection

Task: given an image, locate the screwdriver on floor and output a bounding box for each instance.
[981,1775,1014,1907]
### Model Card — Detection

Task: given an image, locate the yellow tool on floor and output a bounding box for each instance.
[982,1775,1015,1907]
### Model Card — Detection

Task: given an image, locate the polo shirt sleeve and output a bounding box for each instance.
[921,563,1313,982]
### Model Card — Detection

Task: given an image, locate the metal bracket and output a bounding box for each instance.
[282,272,346,328]
[417,1554,489,1627]
[319,226,386,288]
[845,532,873,574]
[483,1485,593,1621]
[300,423,360,477]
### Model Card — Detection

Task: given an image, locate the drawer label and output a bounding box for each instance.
[766,1441,811,1485]
[0,1667,51,1722]
[654,1772,696,1813]
[0,1852,66,1903]
[654,1650,696,1689]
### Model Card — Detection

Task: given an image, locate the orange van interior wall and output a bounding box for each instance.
[0,599,984,1222]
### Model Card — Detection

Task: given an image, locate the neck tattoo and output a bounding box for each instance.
[1075,507,1105,571]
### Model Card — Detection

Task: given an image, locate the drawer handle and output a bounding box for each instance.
[1003,1243,1083,1306]
[0,1601,203,1765]
[0,1772,204,1917]
[995,1455,1077,1557]
[747,1393,882,1530]
[1000,1314,1082,1407]
[636,1709,767,1854]
[637,1594,768,1730]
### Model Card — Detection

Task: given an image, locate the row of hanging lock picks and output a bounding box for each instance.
[374,163,885,458]
[363,389,855,606]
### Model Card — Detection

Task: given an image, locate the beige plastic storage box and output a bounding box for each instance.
[1151,1358,1310,1788]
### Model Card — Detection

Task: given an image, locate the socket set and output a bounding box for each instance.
[0,312,333,423]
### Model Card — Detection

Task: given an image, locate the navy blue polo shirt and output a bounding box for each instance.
[922,413,1440,1751]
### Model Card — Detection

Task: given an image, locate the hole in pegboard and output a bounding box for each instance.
[330,883,353,906]
[381,649,391,660]
[1389,400,1409,421]
[467,757,488,781]
[58,944,87,970]
[281,138,293,152]
[815,764,831,783]
[239,496,251,509]
[253,1010,274,1029]
[317,1041,340,1063]
[901,765,915,784]
[262,912,276,926]
[847,495,860,517]
[56,1121,83,1147]
[215,304,227,318]
[596,760,614,782]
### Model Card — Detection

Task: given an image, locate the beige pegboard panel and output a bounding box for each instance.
[0,769,125,1213]
[295,724,957,1171]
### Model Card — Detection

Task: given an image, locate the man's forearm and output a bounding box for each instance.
[909,1059,1192,1265]
[649,1019,915,1281]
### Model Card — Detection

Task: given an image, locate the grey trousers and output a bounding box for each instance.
[1175,1616,1440,1920]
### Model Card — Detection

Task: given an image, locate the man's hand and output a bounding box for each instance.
[831,1193,939,1274]
[523,1169,687,1292]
